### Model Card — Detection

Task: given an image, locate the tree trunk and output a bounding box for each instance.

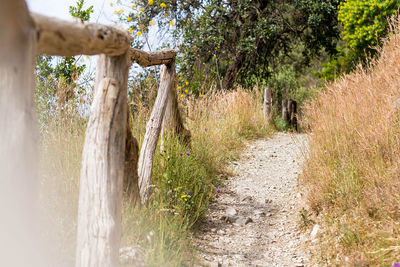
[124,113,140,204]
[75,53,130,267]
[263,86,272,121]
[222,50,246,89]
[162,69,191,144]
[0,1,45,266]
[282,99,289,122]
[138,63,174,204]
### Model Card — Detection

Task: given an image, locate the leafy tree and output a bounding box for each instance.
[117,0,341,89]
[338,0,400,54]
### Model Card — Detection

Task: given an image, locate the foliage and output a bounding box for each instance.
[177,0,341,89]
[313,43,358,81]
[111,0,341,90]
[338,0,400,53]
[69,0,94,22]
[317,0,400,82]
[302,21,400,265]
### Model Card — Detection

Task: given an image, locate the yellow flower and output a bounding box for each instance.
[131,4,135,8]
[119,8,124,13]
[180,94,184,98]
[200,94,204,98]
[127,17,132,22]
[138,7,143,12]
[213,54,217,58]
[137,31,142,37]
[169,20,174,26]
[148,0,154,5]
[181,194,187,198]
[160,2,167,8]
[179,76,182,80]
[110,2,113,6]
[184,89,188,93]
[178,86,181,90]
[202,62,205,65]
[185,81,189,86]
[113,10,118,14]
[128,28,133,34]
[149,20,154,26]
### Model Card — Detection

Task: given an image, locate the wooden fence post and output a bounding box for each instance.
[263,86,272,120]
[282,99,289,123]
[75,53,130,267]
[138,62,175,204]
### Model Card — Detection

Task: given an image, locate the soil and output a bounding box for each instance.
[193,132,311,267]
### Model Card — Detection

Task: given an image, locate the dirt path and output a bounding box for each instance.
[194,132,310,267]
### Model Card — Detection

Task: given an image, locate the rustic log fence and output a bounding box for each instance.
[1,0,190,266]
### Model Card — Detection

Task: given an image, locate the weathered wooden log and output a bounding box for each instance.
[162,75,191,144]
[0,1,45,266]
[76,53,130,267]
[33,13,132,56]
[263,86,272,120]
[32,12,178,67]
[124,113,140,204]
[138,62,175,204]
[130,48,177,67]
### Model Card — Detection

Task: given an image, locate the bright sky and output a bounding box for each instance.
[26,0,115,24]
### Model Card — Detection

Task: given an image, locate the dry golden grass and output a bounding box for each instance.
[302,19,400,266]
[185,86,272,166]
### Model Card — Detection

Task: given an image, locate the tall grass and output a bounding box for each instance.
[302,19,400,266]
[38,85,272,266]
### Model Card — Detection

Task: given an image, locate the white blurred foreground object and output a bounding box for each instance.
[0,0,46,266]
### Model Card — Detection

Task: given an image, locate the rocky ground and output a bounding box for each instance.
[193,132,313,267]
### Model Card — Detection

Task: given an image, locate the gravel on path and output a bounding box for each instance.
[194,132,310,267]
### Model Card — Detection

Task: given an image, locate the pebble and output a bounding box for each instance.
[225,206,237,216]
[310,224,320,239]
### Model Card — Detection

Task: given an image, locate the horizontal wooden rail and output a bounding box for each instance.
[32,13,177,67]
[130,48,176,67]
[33,13,132,57]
